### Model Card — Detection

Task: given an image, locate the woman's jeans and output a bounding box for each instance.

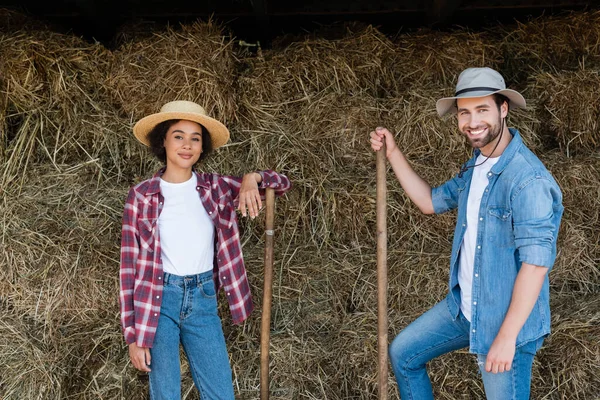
[149,271,234,400]
[389,300,543,400]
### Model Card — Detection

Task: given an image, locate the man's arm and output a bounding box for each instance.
[370,127,434,214]
[485,262,548,373]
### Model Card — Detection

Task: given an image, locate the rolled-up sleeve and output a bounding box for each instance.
[431,174,464,214]
[512,177,563,269]
[257,170,292,195]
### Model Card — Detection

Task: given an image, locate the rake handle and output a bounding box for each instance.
[376,142,388,400]
[260,188,276,400]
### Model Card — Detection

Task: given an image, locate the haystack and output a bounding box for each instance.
[1,8,599,400]
[0,29,133,187]
[394,29,503,90]
[107,20,239,126]
[501,10,600,80]
[528,70,600,156]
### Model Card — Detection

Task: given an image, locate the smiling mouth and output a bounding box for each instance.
[467,127,488,136]
[179,154,193,159]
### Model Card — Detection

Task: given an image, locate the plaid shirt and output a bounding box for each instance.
[119,168,291,348]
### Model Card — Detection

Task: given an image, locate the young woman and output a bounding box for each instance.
[119,100,291,399]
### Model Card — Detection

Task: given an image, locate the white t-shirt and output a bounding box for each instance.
[158,175,215,276]
[458,154,500,322]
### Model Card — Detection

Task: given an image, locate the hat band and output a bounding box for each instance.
[455,86,501,96]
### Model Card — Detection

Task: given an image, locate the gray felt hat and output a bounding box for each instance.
[436,67,526,117]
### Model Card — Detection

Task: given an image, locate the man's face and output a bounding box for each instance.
[456,95,507,151]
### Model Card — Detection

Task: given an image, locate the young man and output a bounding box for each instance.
[370,67,563,399]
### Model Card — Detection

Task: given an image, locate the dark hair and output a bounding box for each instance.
[493,93,510,112]
[147,119,213,165]
[454,93,510,113]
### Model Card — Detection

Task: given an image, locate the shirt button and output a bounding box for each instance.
[479,217,483,221]
[473,301,477,305]
[196,186,200,190]
[223,276,227,279]
[154,313,158,317]
[472,329,476,333]
[158,276,162,280]
[485,189,489,192]
[488,172,492,177]
[156,296,160,299]
[462,223,466,227]
[477,245,481,249]
[227,292,230,296]
[475,274,479,277]
[209,211,212,215]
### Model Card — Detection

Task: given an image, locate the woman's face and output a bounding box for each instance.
[163,120,204,172]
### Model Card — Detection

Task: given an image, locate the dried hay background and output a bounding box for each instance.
[1,9,599,400]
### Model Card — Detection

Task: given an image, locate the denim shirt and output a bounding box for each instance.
[431,129,563,354]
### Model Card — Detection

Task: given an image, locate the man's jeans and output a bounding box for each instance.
[149,271,234,400]
[389,300,543,400]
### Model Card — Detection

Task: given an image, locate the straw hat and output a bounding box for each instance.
[436,67,526,117]
[133,100,230,148]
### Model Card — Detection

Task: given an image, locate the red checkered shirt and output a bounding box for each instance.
[119,169,291,348]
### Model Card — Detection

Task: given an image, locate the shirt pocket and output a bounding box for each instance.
[488,206,515,248]
[137,218,157,252]
[216,194,235,230]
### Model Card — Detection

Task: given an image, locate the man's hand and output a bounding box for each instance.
[369,127,399,159]
[238,172,262,219]
[485,334,516,374]
[129,342,151,372]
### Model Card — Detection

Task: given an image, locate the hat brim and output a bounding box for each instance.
[436,89,526,117]
[133,111,230,149]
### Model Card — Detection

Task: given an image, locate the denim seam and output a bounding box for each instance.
[404,334,468,399]
[511,353,517,400]
[186,349,208,400]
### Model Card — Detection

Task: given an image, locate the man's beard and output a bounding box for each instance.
[463,117,502,149]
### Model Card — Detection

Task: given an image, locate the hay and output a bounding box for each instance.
[238,25,398,107]
[107,20,239,125]
[528,70,600,156]
[543,153,600,295]
[501,11,600,80]
[394,29,503,89]
[1,8,599,400]
[0,29,133,188]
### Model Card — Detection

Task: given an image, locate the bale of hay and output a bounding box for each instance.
[1,11,599,400]
[536,293,600,399]
[0,29,135,188]
[542,153,600,295]
[107,20,239,126]
[394,29,503,90]
[527,70,600,156]
[501,11,600,80]
[238,25,398,110]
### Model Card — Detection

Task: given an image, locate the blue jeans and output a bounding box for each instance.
[149,271,234,400]
[389,300,543,400]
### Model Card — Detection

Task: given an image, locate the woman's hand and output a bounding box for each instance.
[129,342,151,372]
[238,172,263,219]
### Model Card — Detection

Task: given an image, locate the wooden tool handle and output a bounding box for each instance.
[376,142,388,400]
[260,188,276,400]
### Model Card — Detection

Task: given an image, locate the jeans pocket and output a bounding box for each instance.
[200,279,217,298]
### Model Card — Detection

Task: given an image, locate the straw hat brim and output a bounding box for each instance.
[133,111,230,149]
[436,88,526,117]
